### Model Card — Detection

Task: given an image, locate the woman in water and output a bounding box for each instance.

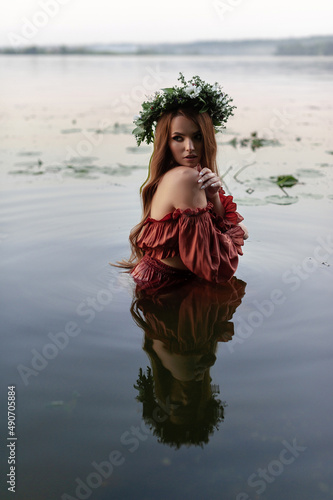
[118,73,248,291]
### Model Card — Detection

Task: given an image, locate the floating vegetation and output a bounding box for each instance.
[17,151,42,157]
[222,160,327,205]
[65,163,139,178]
[269,175,299,197]
[10,160,147,179]
[227,132,280,151]
[296,168,325,178]
[265,195,298,205]
[61,128,82,134]
[111,122,133,134]
[14,161,39,167]
[235,197,268,206]
[65,165,99,178]
[126,145,152,154]
[232,164,300,198]
[227,137,238,148]
[45,391,80,414]
[118,163,147,171]
[66,156,99,165]
[253,177,275,188]
[298,193,324,200]
[326,151,333,155]
[270,175,299,188]
[10,158,45,176]
[93,128,111,134]
[94,123,133,135]
[10,169,44,176]
[233,162,256,183]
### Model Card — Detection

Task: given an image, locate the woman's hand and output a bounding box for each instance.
[238,222,249,240]
[196,164,222,199]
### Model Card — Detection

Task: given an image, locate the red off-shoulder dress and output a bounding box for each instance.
[131,189,245,291]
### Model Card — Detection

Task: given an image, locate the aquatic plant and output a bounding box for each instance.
[227,132,280,151]
[270,175,299,188]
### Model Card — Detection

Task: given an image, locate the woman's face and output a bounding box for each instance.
[168,115,203,167]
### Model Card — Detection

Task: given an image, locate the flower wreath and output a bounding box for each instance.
[133,72,236,146]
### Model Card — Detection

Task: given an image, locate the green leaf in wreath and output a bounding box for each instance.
[132,126,145,135]
[199,105,210,113]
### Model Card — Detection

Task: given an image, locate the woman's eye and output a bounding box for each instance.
[171,134,201,142]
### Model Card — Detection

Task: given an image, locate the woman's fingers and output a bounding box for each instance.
[198,167,210,177]
[197,168,222,194]
[199,173,220,189]
[201,180,220,190]
[198,171,214,183]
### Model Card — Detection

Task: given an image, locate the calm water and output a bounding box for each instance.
[0,55,333,500]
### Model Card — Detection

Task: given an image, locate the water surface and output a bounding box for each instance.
[0,55,333,500]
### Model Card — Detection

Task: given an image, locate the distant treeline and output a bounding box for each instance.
[1,36,333,56]
[0,46,97,55]
[276,40,333,56]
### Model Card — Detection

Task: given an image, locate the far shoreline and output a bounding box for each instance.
[1,35,333,57]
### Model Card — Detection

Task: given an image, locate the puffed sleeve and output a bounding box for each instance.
[178,204,245,283]
[218,188,244,224]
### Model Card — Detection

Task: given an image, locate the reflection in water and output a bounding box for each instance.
[130,277,247,449]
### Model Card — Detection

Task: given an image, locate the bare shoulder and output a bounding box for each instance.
[161,166,206,210]
[163,166,199,185]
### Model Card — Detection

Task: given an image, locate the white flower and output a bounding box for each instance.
[133,115,142,121]
[184,85,202,98]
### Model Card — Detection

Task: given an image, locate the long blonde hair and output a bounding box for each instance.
[116,107,219,269]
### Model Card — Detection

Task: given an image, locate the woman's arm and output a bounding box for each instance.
[206,192,225,217]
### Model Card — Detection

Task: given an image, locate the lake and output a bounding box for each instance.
[0,55,333,500]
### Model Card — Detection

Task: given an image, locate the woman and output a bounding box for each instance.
[119,73,248,291]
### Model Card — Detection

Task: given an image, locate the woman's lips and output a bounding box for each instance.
[184,155,197,159]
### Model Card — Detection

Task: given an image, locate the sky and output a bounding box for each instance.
[1,0,333,47]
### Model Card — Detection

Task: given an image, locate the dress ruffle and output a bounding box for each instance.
[135,196,245,284]
[145,203,212,223]
[218,188,244,225]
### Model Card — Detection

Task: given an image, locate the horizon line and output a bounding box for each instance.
[1,33,333,49]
